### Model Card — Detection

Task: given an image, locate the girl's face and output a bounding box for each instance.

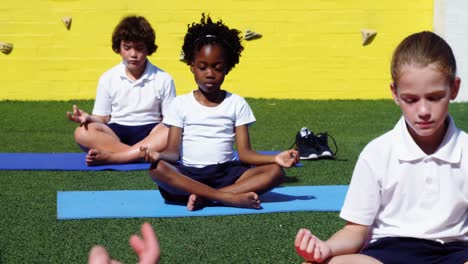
[190,44,227,93]
[391,63,460,146]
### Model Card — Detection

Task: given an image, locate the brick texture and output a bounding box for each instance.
[0,0,432,100]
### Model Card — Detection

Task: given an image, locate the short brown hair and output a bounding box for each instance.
[111,15,158,55]
[391,31,456,87]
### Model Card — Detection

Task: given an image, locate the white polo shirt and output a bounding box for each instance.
[163,91,256,168]
[92,60,176,126]
[340,115,468,243]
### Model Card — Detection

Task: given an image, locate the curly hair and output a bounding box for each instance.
[182,13,244,74]
[112,15,158,55]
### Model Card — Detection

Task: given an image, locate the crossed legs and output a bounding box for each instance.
[74,122,168,165]
[149,161,284,210]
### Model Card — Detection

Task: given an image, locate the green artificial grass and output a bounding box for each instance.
[0,99,467,263]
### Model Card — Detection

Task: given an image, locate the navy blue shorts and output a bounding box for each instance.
[108,123,157,146]
[361,237,468,263]
[154,161,251,203]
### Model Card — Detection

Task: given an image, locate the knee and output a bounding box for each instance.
[149,161,171,181]
[73,125,90,143]
[269,164,285,180]
[74,123,105,145]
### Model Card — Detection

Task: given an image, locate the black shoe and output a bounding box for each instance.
[291,127,320,160]
[314,132,338,159]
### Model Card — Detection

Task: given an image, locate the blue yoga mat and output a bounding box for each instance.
[0,153,148,171]
[57,185,348,220]
[0,151,302,171]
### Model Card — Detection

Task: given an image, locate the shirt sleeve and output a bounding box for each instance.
[235,97,256,127]
[160,78,176,117]
[339,151,381,226]
[163,96,184,128]
[92,74,112,116]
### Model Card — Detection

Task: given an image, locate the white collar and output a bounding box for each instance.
[395,115,461,163]
[118,60,154,83]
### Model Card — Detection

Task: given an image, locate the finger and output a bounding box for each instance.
[143,148,150,158]
[313,240,322,262]
[297,228,313,258]
[289,152,296,160]
[138,147,147,159]
[67,111,81,123]
[66,111,74,121]
[129,234,145,256]
[299,229,312,252]
[141,222,159,254]
[294,228,307,259]
[73,105,79,115]
[293,150,300,162]
[135,222,160,264]
[295,229,307,247]
[288,150,299,162]
[88,245,111,264]
[286,150,300,165]
[305,235,317,261]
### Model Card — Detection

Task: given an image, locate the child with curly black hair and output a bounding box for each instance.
[67,15,176,166]
[140,14,299,210]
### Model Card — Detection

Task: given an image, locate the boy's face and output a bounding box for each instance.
[391,63,460,142]
[190,44,227,93]
[119,41,148,72]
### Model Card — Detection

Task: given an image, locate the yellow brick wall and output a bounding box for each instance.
[0,0,432,100]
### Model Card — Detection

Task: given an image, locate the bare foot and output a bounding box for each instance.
[186,194,208,211]
[223,192,261,209]
[86,149,112,166]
